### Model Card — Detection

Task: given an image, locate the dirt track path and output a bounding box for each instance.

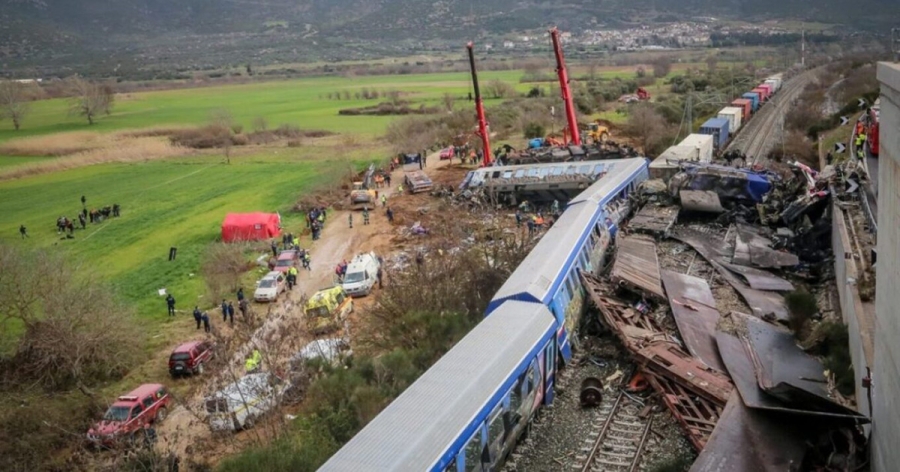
[154,151,449,463]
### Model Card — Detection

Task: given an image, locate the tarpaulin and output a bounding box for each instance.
[221,212,281,243]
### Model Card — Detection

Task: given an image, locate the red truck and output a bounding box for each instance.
[87,384,170,447]
[169,340,215,377]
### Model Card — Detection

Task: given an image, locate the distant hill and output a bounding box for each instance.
[1,0,897,74]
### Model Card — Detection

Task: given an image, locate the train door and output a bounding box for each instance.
[544,338,556,404]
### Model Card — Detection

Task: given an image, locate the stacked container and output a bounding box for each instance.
[731,99,752,121]
[742,92,760,112]
[679,134,715,162]
[718,107,744,134]
[699,118,731,149]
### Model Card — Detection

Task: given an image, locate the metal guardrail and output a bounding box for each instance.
[848,119,878,235]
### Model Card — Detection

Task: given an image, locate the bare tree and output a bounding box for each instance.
[0,245,142,395]
[627,103,669,155]
[442,92,455,112]
[0,80,30,131]
[210,108,235,164]
[66,76,109,125]
[651,57,672,78]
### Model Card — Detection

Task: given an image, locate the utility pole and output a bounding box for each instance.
[893,28,900,62]
[801,29,806,68]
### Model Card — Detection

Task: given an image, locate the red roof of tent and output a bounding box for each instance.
[221,212,281,243]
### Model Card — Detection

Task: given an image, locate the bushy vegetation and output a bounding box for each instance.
[785,290,818,336]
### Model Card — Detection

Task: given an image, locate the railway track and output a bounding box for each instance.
[727,69,818,165]
[574,392,653,472]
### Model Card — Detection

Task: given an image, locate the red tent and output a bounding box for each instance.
[221,212,281,243]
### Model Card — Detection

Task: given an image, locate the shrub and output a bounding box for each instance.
[523,122,546,139]
[785,290,818,335]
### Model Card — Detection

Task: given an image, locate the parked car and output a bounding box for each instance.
[87,384,170,447]
[254,271,286,302]
[273,250,299,274]
[205,372,289,431]
[341,252,381,297]
[440,147,455,160]
[168,340,214,378]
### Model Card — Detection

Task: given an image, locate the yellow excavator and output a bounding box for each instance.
[349,164,377,210]
[587,120,610,144]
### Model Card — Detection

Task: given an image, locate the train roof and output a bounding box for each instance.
[489,203,598,309]
[319,301,556,471]
[567,157,647,206]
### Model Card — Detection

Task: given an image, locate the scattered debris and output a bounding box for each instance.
[679,190,725,214]
[629,204,679,237]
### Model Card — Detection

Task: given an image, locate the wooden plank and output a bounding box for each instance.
[611,235,665,301]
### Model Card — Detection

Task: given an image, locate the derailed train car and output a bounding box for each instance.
[321,157,650,472]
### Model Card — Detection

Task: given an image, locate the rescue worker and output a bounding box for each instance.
[398,184,404,194]
[303,251,311,271]
[381,194,387,207]
[363,207,370,225]
[221,299,229,323]
[292,235,299,249]
[202,312,210,333]
[245,349,262,373]
[239,298,249,320]
[166,293,176,317]
[193,306,202,330]
[288,266,298,290]
[226,302,235,326]
[386,207,394,224]
[236,287,244,302]
[515,210,523,227]
[348,212,353,228]
[271,240,278,257]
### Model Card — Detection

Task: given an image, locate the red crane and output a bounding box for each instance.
[466,42,493,167]
[549,27,581,146]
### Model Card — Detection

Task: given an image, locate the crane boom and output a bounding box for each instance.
[549,27,581,146]
[467,42,493,166]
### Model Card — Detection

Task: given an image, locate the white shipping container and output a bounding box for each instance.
[649,146,699,181]
[678,134,714,163]
[718,107,743,133]
[764,76,782,92]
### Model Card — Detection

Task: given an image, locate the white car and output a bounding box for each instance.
[205,372,289,431]
[254,271,286,302]
[341,252,381,297]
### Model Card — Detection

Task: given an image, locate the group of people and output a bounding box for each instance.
[515,209,553,235]
[306,207,327,240]
[855,120,868,160]
[334,259,349,282]
[183,287,251,332]
[43,197,122,240]
[373,170,392,188]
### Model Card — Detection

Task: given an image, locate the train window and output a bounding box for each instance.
[526,168,539,177]
[509,378,523,413]
[551,166,563,175]
[463,431,482,472]
[593,164,605,175]
[539,168,550,177]
[488,407,504,445]
[514,169,525,178]
[491,171,500,179]
[502,170,513,179]
[578,164,590,174]
[527,361,539,393]
[546,343,555,375]
[565,166,576,176]
[444,458,457,472]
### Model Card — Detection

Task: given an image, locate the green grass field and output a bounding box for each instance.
[0,70,543,146]
[0,146,380,342]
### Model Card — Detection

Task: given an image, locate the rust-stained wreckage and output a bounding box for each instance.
[579,158,871,470]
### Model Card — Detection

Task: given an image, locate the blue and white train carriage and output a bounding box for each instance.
[319,302,557,472]
[485,157,649,362]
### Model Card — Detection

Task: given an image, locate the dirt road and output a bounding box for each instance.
[154,150,452,464]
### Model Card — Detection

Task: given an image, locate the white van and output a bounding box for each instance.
[341,252,381,297]
[205,372,288,431]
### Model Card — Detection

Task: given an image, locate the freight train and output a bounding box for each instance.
[319,157,650,472]
[650,73,784,178]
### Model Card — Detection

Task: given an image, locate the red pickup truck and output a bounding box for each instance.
[87,384,170,447]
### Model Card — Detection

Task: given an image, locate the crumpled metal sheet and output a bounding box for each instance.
[661,270,726,372]
[630,204,679,237]
[716,320,868,423]
[690,392,808,472]
[611,235,666,301]
[720,262,794,292]
[680,190,725,213]
[734,224,799,269]
[744,314,869,422]
[672,229,790,322]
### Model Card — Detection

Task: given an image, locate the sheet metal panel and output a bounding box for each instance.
[661,270,726,372]
[611,235,665,300]
[690,392,809,472]
[319,301,555,471]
